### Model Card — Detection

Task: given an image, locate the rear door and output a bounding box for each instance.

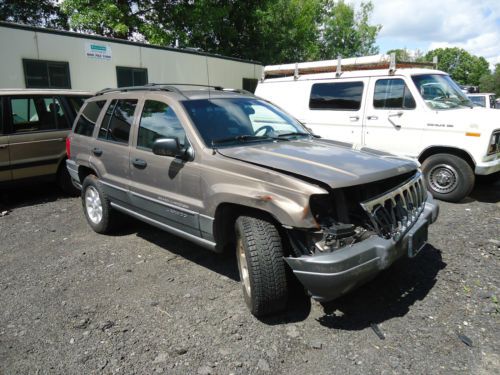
[90,98,138,205]
[128,96,202,237]
[363,77,422,156]
[0,97,11,182]
[304,78,368,144]
[7,95,69,180]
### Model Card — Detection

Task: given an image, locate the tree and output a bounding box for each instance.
[479,64,500,96]
[424,48,490,86]
[319,0,381,60]
[0,0,68,29]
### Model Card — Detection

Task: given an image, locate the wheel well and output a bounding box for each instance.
[78,166,97,184]
[419,147,475,169]
[213,203,282,253]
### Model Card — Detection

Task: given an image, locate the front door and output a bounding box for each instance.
[363,77,422,157]
[128,97,202,237]
[0,98,11,182]
[90,99,138,204]
[304,78,369,144]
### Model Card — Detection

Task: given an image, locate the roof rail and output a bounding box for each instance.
[262,54,436,80]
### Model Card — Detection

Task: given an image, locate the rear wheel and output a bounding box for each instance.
[235,216,288,317]
[81,175,115,234]
[421,153,475,202]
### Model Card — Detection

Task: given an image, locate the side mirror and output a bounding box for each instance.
[152,138,182,158]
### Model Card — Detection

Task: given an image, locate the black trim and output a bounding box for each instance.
[0,21,262,66]
[0,157,60,172]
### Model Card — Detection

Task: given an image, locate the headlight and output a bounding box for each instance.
[487,131,500,155]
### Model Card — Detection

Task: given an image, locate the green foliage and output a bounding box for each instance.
[479,64,500,96]
[424,47,491,86]
[0,0,68,29]
[320,1,381,59]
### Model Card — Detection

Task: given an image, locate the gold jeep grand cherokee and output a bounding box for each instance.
[0,89,91,193]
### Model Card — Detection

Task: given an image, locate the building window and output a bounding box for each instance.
[309,82,364,110]
[242,78,258,93]
[116,67,148,87]
[23,59,71,89]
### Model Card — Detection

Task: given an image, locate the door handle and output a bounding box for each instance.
[132,158,147,169]
[92,147,103,156]
[349,116,360,121]
[367,115,378,120]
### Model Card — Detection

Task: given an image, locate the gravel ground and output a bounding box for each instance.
[0,180,499,375]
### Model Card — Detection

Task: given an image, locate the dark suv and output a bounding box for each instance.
[67,84,439,317]
[0,89,91,192]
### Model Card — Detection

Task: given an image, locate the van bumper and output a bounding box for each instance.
[285,195,439,302]
[475,157,500,175]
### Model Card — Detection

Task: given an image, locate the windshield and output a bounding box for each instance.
[412,74,473,110]
[182,98,309,147]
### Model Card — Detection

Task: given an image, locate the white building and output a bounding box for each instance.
[0,22,263,92]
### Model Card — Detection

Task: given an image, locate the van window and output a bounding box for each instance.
[138,100,185,150]
[74,100,106,136]
[373,79,416,109]
[98,99,137,144]
[309,82,364,110]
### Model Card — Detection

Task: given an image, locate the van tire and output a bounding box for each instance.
[235,216,288,317]
[421,153,475,202]
[81,175,115,234]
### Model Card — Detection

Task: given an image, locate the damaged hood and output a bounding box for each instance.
[217,138,418,189]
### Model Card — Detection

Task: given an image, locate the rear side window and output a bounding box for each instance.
[309,82,364,110]
[98,99,137,144]
[10,96,68,132]
[138,100,185,150]
[74,100,106,136]
[373,79,416,109]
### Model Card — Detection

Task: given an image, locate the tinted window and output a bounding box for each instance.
[74,100,106,136]
[67,96,90,116]
[98,99,137,144]
[309,82,364,110]
[138,100,185,150]
[242,78,258,93]
[373,79,416,109]
[23,59,71,89]
[10,97,66,132]
[116,67,148,87]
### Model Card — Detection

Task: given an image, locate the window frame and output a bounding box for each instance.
[22,59,71,89]
[372,78,416,111]
[309,81,365,111]
[116,66,148,87]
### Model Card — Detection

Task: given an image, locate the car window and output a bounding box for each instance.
[138,100,186,150]
[0,99,3,134]
[98,99,137,144]
[43,97,71,129]
[74,100,106,136]
[309,82,364,110]
[373,79,416,109]
[469,96,486,107]
[66,96,89,115]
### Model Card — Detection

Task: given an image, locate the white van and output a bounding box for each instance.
[255,55,500,202]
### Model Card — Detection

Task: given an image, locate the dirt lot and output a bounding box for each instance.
[0,180,499,375]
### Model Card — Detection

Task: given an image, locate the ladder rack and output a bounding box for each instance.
[262,54,437,80]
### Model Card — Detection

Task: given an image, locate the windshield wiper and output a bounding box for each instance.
[211,135,280,146]
[277,132,319,138]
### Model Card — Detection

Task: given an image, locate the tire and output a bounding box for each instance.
[235,215,288,317]
[421,153,475,202]
[57,162,79,196]
[81,175,115,234]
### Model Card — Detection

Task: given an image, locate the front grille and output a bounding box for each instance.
[360,172,427,240]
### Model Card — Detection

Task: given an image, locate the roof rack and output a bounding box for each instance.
[95,83,256,98]
[262,53,438,80]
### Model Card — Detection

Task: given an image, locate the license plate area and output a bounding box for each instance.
[407,221,428,258]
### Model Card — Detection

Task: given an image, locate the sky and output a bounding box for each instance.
[356,0,500,69]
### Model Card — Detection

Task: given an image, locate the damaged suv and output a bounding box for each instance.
[66,84,439,317]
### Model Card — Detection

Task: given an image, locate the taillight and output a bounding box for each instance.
[66,136,71,159]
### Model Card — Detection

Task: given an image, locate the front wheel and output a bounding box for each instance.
[421,153,475,202]
[235,216,288,317]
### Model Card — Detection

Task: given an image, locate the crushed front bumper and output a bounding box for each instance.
[285,194,439,302]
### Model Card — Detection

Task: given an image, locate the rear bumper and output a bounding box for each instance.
[65,159,82,189]
[285,195,439,302]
